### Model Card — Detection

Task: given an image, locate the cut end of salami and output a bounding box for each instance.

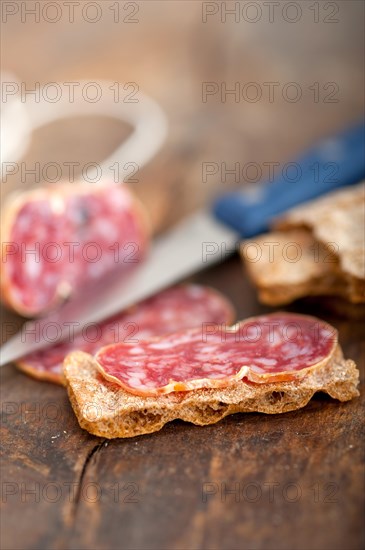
[0,181,150,317]
[95,313,339,397]
[16,285,235,384]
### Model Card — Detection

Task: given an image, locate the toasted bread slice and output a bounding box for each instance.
[241,228,354,305]
[63,348,359,439]
[241,183,365,305]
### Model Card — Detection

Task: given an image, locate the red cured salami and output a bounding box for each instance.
[95,313,338,396]
[16,285,235,384]
[1,182,149,317]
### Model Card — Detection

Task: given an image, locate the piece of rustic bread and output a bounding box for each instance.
[241,183,365,305]
[63,348,359,439]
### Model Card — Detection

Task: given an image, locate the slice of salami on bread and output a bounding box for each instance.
[64,345,358,439]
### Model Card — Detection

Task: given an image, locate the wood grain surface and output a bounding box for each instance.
[1,2,364,549]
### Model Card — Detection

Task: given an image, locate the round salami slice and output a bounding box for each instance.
[1,181,149,317]
[95,313,338,396]
[16,285,235,384]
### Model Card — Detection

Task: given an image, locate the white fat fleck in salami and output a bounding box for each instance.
[0,182,149,317]
[16,285,235,384]
[95,313,338,396]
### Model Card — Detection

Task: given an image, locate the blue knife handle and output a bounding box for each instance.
[213,120,365,237]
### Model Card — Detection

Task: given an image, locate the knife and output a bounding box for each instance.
[1,120,364,366]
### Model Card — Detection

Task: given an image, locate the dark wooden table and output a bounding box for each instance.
[1,257,364,550]
[1,2,364,549]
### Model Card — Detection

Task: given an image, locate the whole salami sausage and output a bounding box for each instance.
[95,312,338,396]
[16,285,235,384]
[1,182,149,317]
